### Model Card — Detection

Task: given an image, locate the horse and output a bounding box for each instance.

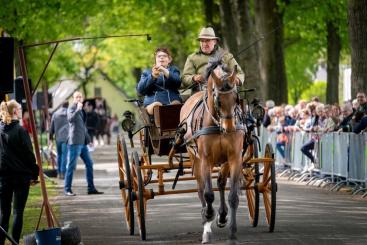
[179,56,245,243]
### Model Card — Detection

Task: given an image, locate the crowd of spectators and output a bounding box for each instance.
[262,92,367,165]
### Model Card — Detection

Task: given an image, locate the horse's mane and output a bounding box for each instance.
[204,52,230,81]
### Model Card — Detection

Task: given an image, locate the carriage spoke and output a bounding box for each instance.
[262,164,270,183]
[263,191,271,224]
[263,176,271,186]
[246,190,255,218]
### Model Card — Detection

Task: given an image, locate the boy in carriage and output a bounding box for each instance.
[136,47,182,115]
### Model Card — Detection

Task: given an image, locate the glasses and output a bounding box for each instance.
[156,54,168,59]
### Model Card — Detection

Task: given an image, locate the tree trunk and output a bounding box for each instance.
[237,0,262,99]
[255,0,288,105]
[219,0,239,55]
[203,0,221,33]
[348,0,367,96]
[218,0,262,99]
[326,21,341,104]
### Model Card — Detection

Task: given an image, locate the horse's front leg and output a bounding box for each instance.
[217,163,229,228]
[201,157,215,244]
[228,159,242,241]
[192,154,206,209]
[201,158,215,222]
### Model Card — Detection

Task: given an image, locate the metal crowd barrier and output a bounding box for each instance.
[258,128,367,194]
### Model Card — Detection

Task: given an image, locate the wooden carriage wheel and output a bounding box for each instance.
[258,143,277,232]
[245,142,260,227]
[132,151,147,240]
[139,129,153,185]
[117,135,134,235]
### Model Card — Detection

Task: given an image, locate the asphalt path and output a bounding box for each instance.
[53,136,367,245]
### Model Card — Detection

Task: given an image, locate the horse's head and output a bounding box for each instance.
[209,65,239,133]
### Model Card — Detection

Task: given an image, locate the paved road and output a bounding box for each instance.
[53,136,367,245]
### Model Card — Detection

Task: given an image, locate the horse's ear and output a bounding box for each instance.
[211,70,221,86]
[229,65,237,84]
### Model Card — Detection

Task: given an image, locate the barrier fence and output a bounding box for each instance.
[258,128,367,187]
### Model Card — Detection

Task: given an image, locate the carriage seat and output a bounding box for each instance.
[153,104,182,133]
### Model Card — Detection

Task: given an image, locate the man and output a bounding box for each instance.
[64,91,103,196]
[356,92,367,114]
[262,100,275,128]
[181,27,245,95]
[334,103,354,132]
[49,101,69,179]
[85,102,99,144]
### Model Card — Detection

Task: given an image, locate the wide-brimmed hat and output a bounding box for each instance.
[197,27,219,40]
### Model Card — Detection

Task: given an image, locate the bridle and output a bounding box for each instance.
[204,82,239,128]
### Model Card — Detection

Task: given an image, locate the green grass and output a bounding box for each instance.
[4,178,58,245]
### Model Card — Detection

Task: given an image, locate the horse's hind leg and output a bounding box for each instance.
[217,164,229,228]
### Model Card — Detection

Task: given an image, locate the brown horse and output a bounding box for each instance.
[180,58,244,243]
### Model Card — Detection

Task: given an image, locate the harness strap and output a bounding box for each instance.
[192,125,245,140]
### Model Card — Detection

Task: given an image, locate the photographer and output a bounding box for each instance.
[136,47,182,115]
[0,100,39,244]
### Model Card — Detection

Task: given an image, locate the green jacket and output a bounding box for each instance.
[181,47,245,94]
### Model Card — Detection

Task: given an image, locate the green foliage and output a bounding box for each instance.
[299,81,327,103]
[0,0,204,97]
[0,0,350,100]
[283,0,348,104]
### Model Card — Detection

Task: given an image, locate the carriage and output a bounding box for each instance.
[117,64,277,242]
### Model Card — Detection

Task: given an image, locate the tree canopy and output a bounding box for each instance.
[1,0,364,104]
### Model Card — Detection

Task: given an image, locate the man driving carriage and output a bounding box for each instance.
[181,27,245,95]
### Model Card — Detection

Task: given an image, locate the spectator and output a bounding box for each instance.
[20,110,32,136]
[110,114,120,135]
[353,114,367,134]
[49,101,69,179]
[293,108,311,132]
[137,47,182,115]
[334,104,354,132]
[0,100,39,244]
[352,99,359,112]
[181,27,244,95]
[295,99,307,111]
[64,91,103,196]
[263,100,275,128]
[356,92,367,114]
[321,105,338,132]
[85,102,99,144]
[300,104,325,164]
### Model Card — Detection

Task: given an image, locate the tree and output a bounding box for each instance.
[255,0,288,104]
[283,0,348,104]
[348,0,367,96]
[216,0,262,99]
[326,21,341,104]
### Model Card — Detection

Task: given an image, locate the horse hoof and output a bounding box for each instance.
[202,231,212,244]
[216,213,227,228]
[202,208,216,223]
[229,233,237,241]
